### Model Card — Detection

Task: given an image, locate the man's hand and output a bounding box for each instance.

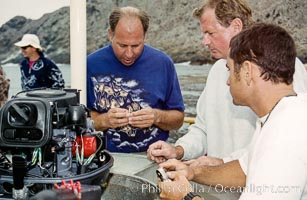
[91,108,129,131]
[128,107,155,128]
[184,156,224,167]
[159,159,189,175]
[105,108,130,129]
[130,108,184,131]
[159,174,193,200]
[147,141,183,163]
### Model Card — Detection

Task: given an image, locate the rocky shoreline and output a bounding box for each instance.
[0,0,306,65]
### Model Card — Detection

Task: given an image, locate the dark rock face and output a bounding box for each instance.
[0,8,70,64]
[0,0,306,64]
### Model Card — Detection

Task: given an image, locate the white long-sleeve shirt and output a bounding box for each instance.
[176,58,307,160]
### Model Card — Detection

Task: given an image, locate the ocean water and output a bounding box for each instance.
[2,63,71,98]
[2,62,211,117]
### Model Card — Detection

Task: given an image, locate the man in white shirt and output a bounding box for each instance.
[147,0,307,165]
[159,23,307,200]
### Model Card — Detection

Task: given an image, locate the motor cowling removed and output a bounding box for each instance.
[0,89,113,199]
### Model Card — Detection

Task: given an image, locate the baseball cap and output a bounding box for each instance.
[14,34,43,51]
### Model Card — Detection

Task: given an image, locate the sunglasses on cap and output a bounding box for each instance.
[21,45,32,50]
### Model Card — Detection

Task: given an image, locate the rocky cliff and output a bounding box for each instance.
[0,0,306,64]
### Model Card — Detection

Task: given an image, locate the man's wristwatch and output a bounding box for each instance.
[183,192,201,200]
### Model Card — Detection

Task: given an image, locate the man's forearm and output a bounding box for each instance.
[192,160,246,188]
[153,109,184,130]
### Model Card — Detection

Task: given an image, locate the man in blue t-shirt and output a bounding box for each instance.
[87,6,185,153]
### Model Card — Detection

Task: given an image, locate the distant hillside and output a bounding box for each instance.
[0,0,306,64]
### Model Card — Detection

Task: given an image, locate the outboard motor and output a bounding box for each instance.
[0,89,113,199]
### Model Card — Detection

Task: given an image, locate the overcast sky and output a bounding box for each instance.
[0,0,70,26]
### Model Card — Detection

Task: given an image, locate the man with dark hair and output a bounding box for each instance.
[148,0,307,165]
[87,6,184,153]
[159,23,307,200]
